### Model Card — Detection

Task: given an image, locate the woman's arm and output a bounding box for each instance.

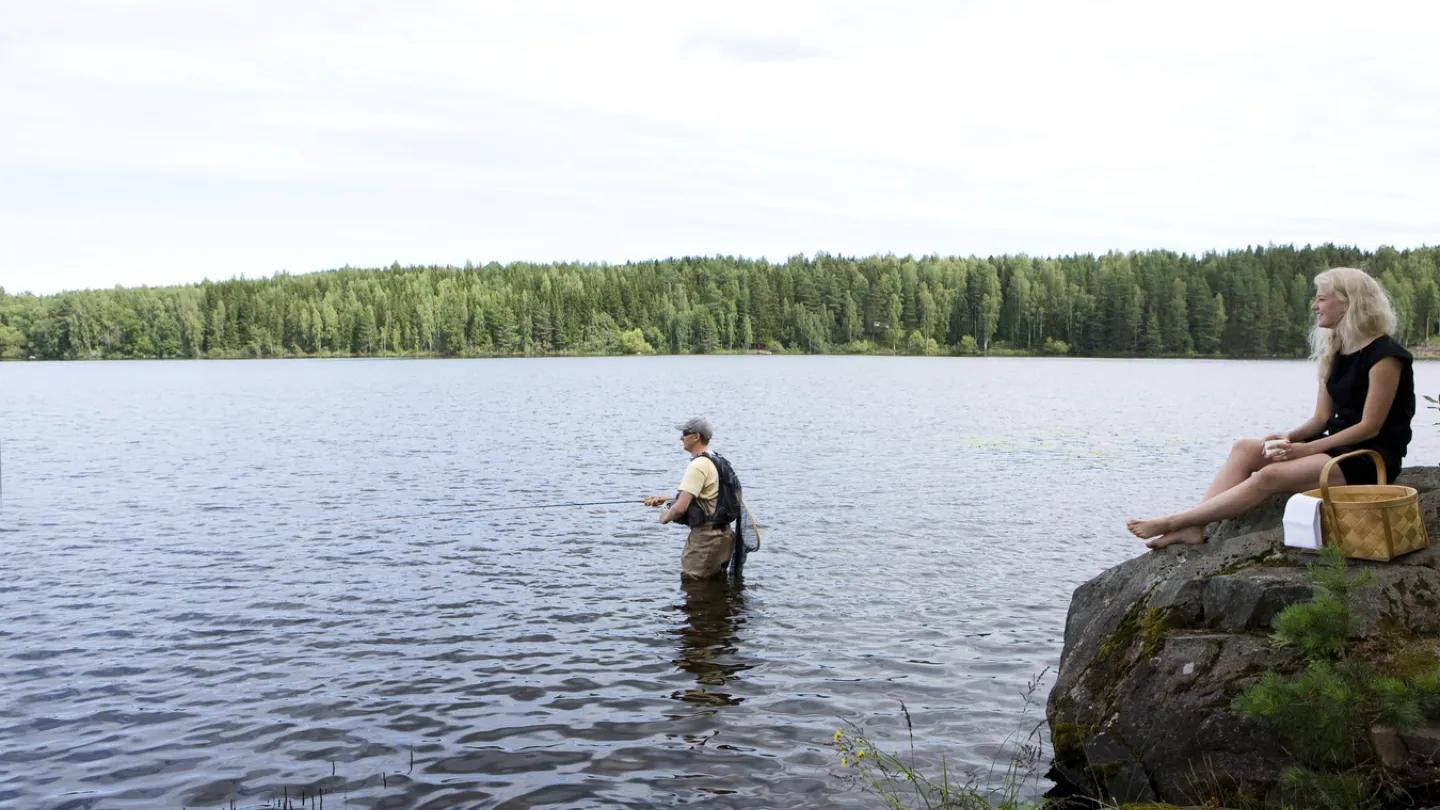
[1290,357,1402,457]
[1277,384,1334,443]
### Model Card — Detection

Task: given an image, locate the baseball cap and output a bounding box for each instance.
[674,417,713,442]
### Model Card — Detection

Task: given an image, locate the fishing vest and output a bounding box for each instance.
[679,451,742,529]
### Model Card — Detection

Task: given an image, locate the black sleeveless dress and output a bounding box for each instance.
[1322,334,1414,485]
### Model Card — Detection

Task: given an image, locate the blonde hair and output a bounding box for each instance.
[1309,267,1397,380]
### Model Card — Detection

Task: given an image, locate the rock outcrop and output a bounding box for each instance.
[1047,468,1440,806]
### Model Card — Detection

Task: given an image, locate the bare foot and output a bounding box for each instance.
[1126,517,1172,540]
[1145,525,1205,549]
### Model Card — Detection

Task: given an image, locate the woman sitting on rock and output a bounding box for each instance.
[1128,266,1415,549]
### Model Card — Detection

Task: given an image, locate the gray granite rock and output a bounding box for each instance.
[1047,469,1440,806]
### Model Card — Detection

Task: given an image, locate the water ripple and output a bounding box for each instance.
[3,356,1439,808]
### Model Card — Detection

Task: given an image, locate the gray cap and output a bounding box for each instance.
[674,417,713,442]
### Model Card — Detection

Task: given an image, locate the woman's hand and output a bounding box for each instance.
[1278,442,1317,461]
[1263,437,1292,460]
[1263,432,1289,442]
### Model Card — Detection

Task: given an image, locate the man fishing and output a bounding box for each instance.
[643,417,739,580]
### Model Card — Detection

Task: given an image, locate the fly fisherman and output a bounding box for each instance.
[643,418,739,580]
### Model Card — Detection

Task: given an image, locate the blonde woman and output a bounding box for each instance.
[1128,267,1415,549]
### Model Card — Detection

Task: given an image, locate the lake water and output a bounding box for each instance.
[4,356,1440,810]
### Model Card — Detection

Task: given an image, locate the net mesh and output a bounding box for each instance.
[728,495,759,578]
[737,496,760,552]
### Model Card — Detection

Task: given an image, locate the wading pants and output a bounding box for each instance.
[681,526,733,580]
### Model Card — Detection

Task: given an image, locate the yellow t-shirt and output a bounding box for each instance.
[679,455,719,517]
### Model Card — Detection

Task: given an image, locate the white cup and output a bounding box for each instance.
[1264,438,1289,459]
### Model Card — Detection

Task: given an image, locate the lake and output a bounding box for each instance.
[4,356,1439,809]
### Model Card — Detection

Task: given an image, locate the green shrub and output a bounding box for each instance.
[618,328,653,355]
[1232,545,1440,809]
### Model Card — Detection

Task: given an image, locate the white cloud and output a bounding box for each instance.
[2,0,1438,294]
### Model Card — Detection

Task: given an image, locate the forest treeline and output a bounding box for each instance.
[1,244,1437,360]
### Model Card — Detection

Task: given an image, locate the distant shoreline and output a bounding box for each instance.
[5,245,1437,364]
[0,349,1361,362]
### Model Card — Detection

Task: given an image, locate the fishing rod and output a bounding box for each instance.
[320,499,646,527]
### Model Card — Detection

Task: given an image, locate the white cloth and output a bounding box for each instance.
[1282,494,1324,550]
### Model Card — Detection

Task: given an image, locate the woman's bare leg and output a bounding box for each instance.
[1133,439,1272,547]
[1128,453,1339,547]
[1201,439,1272,501]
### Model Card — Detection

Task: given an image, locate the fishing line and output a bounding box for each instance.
[319,499,645,527]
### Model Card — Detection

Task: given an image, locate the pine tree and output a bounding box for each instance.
[354,304,377,355]
[1233,545,1440,808]
[1141,310,1163,356]
[1416,279,1439,342]
[975,263,1002,352]
[1163,278,1192,354]
[887,294,903,351]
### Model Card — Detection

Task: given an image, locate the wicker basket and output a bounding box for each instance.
[1299,449,1428,561]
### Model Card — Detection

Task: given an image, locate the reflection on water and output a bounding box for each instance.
[671,577,751,708]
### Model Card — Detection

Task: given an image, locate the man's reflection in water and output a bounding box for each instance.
[670,577,751,707]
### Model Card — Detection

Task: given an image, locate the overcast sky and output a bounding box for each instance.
[3,1,1438,295]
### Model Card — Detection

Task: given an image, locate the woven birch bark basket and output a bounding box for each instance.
[1300,448,1428,561]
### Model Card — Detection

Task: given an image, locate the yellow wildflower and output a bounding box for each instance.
[857,750,865,759]
[833,730,842,743]
[841,757,847,766]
